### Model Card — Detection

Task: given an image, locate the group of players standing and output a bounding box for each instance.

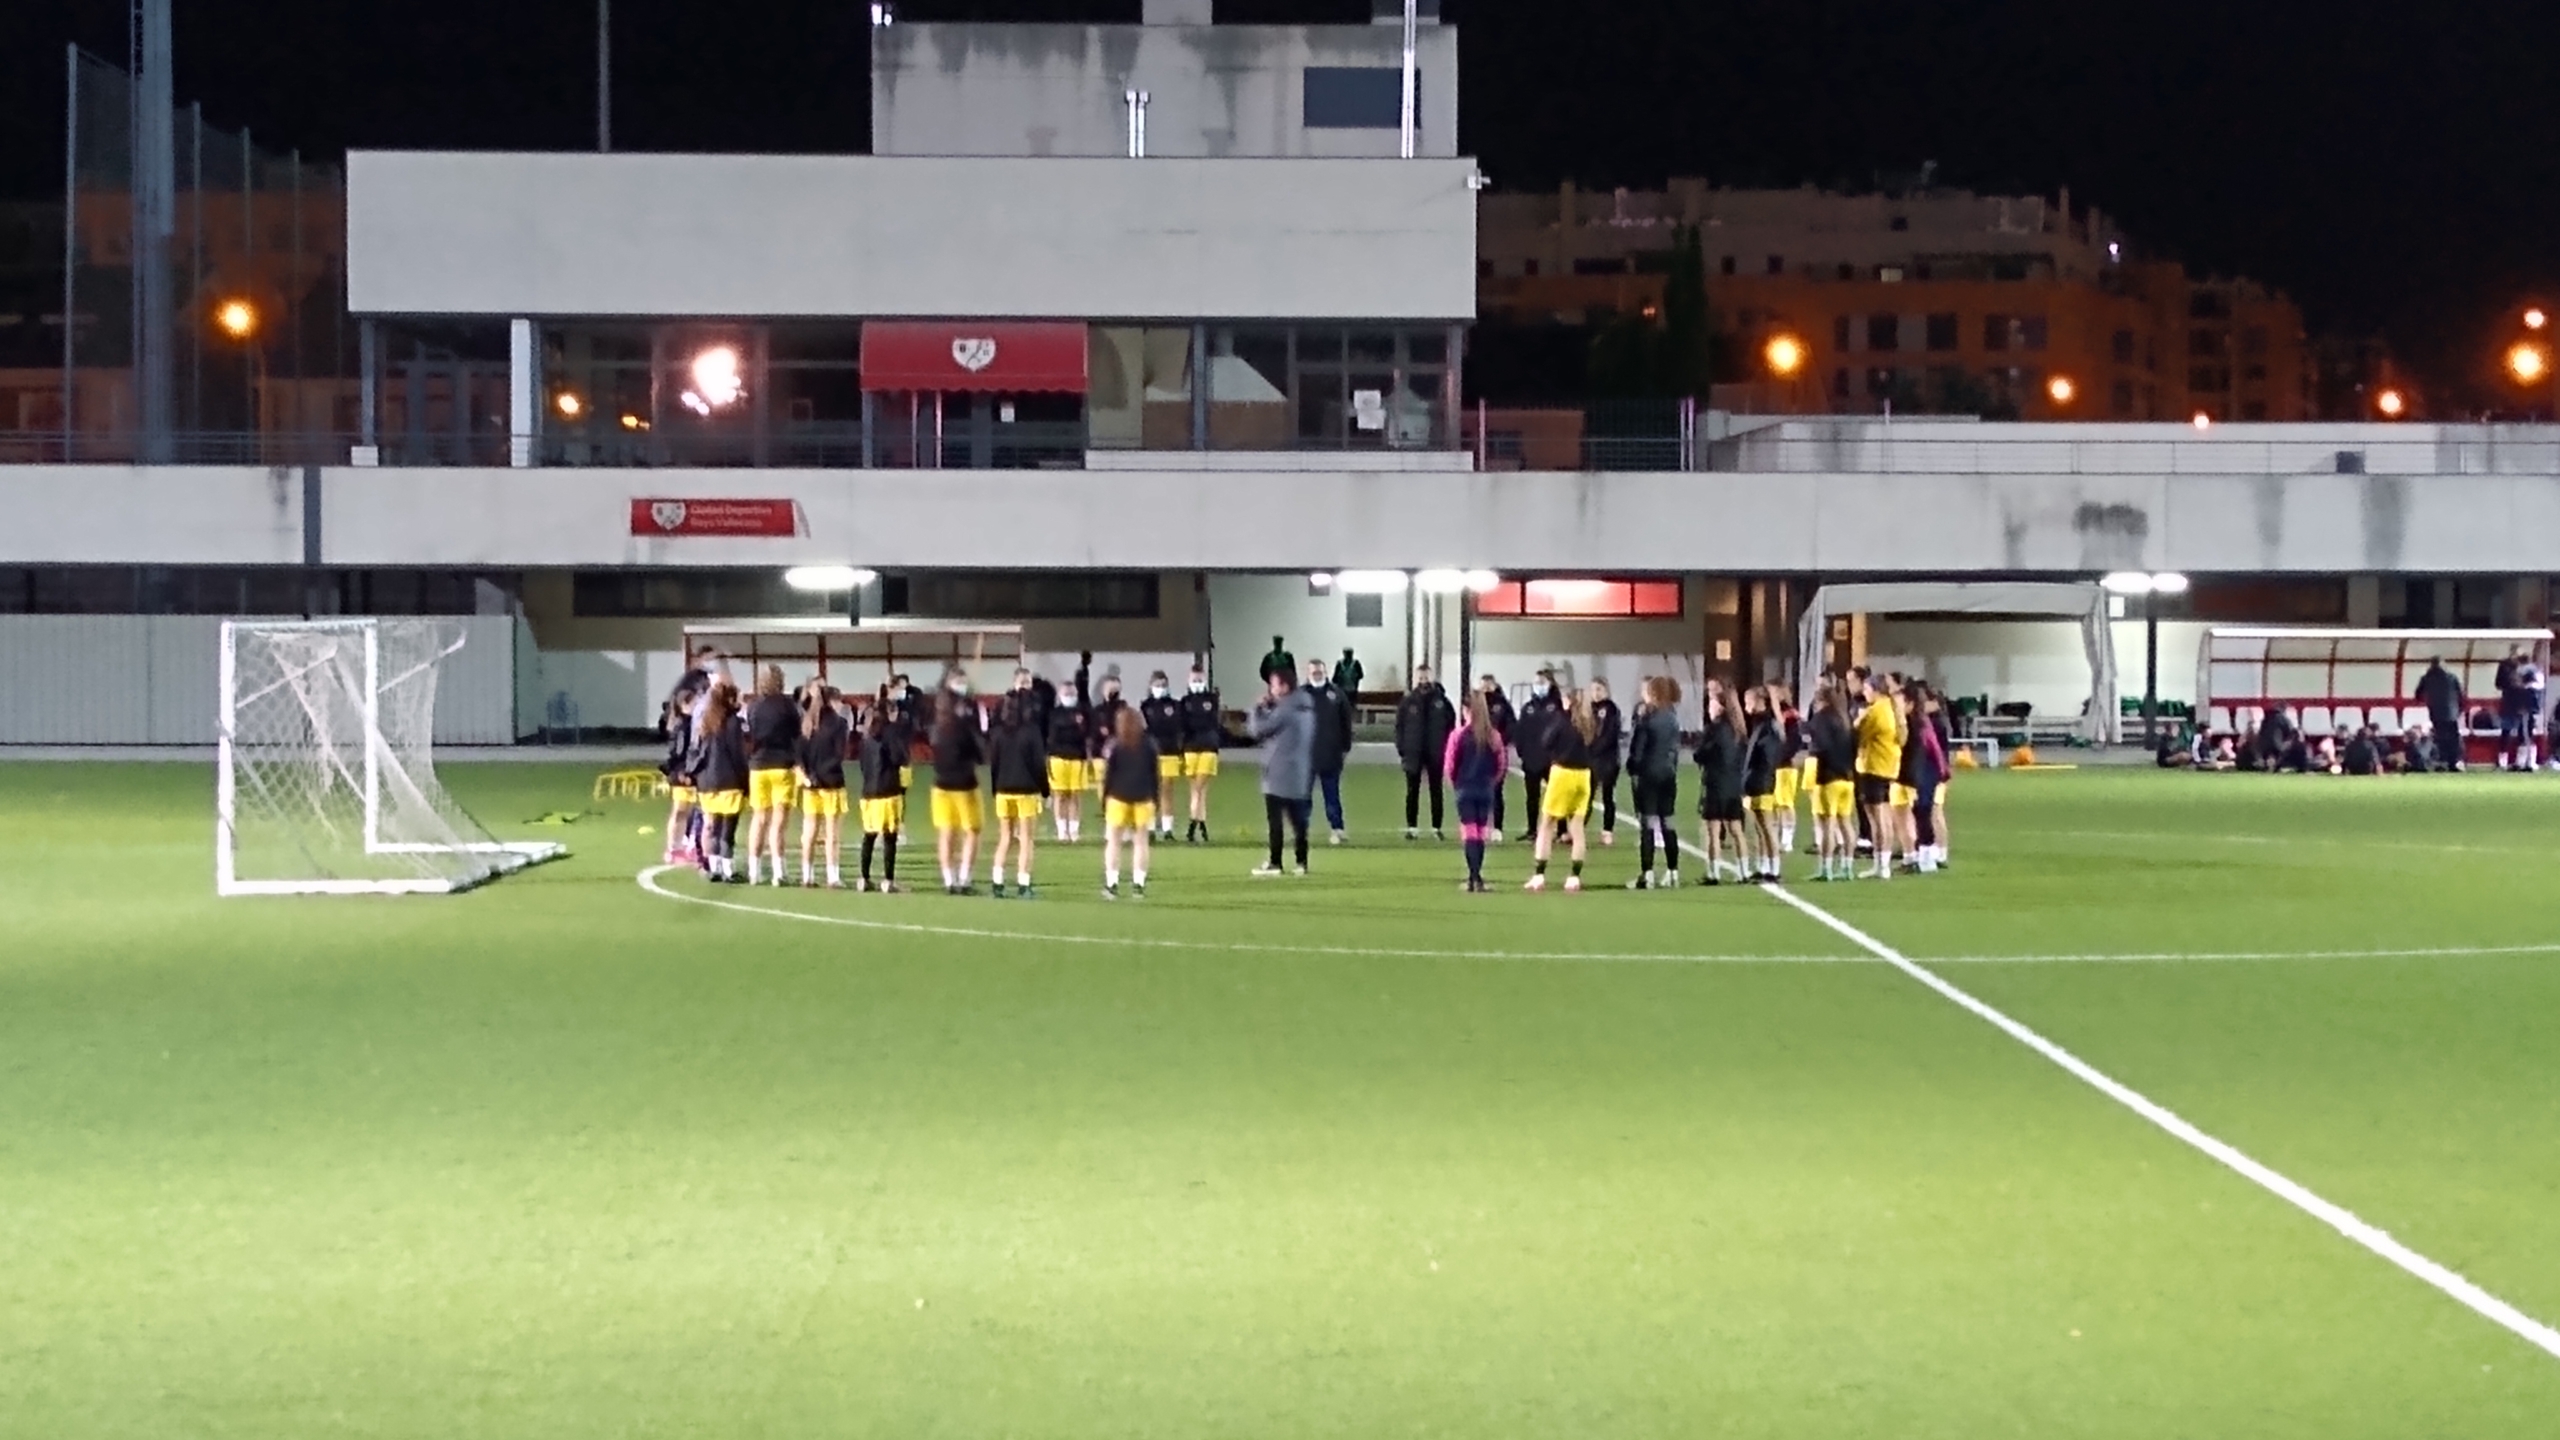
[658,650,1224,899]
[1394,662,1955,891]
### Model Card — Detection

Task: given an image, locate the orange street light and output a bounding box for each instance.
[2045,374,2076,405]
[214,298,258,340]
[2509,342,2550,385]
[1763,333,1807,377]
[2526,306,2549,331]
[2375,387,2406,418]
[555,392,584,418]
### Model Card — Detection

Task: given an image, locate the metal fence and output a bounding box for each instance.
[54,46,350,461]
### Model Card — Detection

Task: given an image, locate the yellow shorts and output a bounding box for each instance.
[1047,757,1089,794]
[749,769,798,812]
[802,787,848,818]
[1182,751,1220,778]
[700,788,746,817]
[1104,798,1156,831]
[670,785,698,806]
[995,793,1043,821]
[1747,792,1782,813]
[1773,766,1800,807]
[1541,765,1593,821]
[929,788,982,833]
[860,795,905,835]
[1890,783,1916,809]
[1797,755,1818,783]
[1811,780,1855,819]
[1156,755,1184,780]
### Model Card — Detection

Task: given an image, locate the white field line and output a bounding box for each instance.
[2026,827,2540,859]
[1763,880,2560,1363]
[634,865,1858,967]
[1927,942,2560,965]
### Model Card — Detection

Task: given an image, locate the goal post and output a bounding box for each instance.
[216,617,564,896]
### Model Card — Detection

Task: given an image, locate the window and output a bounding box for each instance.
[1983,314,2010,352]
[895,572,1159,620]
[1831,368,1851,399]
[2019,316,2048,351]
[1345,593,1384,628]
[2189,366,2230,391]
[1631,250,1678,274]
[1720,254,1737,276]
[1889,215,1910,231]
[2242,326,2269,357]
[1865,366,1899,397]
[1474,578,1683,619]
[1924,313,1959,352]
[2242,400,2267,420]
[1876,265,1905,283]
[2188,328,2223,357]
[2189,290,2231,319]
[2244,363,2267,383]
[1766,254,1785,276]
[1572,257,1623,276]
[1303,67,1408,129]
[1835,262,1855,281]
[2111,328,2135,363]
[1866,314,1900,351]
[576,570,828,617]
[2111,379,2136,415]
[1522,259,1539,277]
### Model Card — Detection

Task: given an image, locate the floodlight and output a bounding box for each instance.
[784,566,878,592]
[1333,570,1411,595]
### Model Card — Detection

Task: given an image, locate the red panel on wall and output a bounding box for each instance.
[1476,578,1685,619]
[860,322,1088,393]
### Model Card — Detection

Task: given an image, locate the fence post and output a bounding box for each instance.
[60,45,76,460]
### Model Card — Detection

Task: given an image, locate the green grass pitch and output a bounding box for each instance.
[4,759,2558,1435]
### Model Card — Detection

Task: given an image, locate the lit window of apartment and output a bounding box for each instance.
[1877,265,1905,283]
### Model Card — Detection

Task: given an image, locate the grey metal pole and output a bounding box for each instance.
[1399,0,1418,159]
[136,0,175,462]
[60,45,76,459]
[597,0,612,152]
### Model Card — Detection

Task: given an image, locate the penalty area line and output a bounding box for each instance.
[1761,880,2560,1364]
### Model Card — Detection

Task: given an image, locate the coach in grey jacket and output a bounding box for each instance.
[1250,673,1317,875]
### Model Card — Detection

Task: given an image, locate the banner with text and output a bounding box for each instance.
[629,499,803,538]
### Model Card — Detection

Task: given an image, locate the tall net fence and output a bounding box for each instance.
[26,47,349,464]
[219,619,561,896]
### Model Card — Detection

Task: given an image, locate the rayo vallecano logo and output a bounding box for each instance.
[649,501,687,531]
[951,337,998,372]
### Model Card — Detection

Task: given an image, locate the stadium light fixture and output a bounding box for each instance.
[1464,569,1501,593]
[214,299,257,340]
[680,345,746,415]
[783,566,878,592]
[2101,571,2187,596]
[1333,570,1411,595]
[1414,569,1466,594]
[1308,572,1336,590]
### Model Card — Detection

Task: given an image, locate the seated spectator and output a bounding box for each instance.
[2186,729,2236,771]
[2341,726,2382,776]
[2254,703,2308,773]
[2404,721,2442,773]
[2313,734,2341,774]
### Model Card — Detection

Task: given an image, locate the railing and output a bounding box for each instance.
[1699,431,2560,477]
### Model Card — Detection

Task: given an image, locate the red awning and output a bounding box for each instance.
[860,321,1088,394]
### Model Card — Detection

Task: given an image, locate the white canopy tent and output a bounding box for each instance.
[1797,582,2118,743]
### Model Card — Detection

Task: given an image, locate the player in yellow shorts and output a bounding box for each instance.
[987,694,1048,898]
[1097,708,1162,898]
[794,680,852,888]
[741,665,804,886]
[1771,681,1806,859]
[1175,665,1223,844]
[1045,679,1094,843]
[1524,696,1601,892]
[927,676,987,894]
[1140,671,1185,840]
[1805,676,1859,881]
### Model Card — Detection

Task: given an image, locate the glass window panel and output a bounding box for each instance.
[1349,331,1396,365]
[1407,330,1448,366]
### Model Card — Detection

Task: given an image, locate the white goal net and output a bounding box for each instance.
[217,618,564,895]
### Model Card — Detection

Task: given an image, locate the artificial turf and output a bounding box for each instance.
[2,759,2556,1435]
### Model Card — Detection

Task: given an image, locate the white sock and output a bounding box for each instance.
[800,860,813,884]
[1134,868,1147,887]
[826,862,840,885]
[1105,866,1119,888]
[1017,868,1031,887]
[747,856,761,883]
[940,865,955,887]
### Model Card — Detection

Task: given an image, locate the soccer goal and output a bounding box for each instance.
[216,618,565,896]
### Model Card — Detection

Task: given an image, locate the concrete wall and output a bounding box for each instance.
[10,453,2560,576]
[873,23,1460,159]
[346,152,1478,321]
[1723,417,2560,476]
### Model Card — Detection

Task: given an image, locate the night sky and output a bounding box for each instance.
[8,0,2556,408]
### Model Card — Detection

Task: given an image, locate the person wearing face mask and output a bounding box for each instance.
[886,672,920,790]
[1088,672,1129,807]
[1305,658,1352,843]
[1176,662,1222,843]
[1045,679,1093,843]
[1140,671,1185,839]
[1395,663,1456,840]
[1513,668,1565,843]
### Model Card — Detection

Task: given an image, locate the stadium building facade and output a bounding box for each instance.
[4,0,2560,743]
